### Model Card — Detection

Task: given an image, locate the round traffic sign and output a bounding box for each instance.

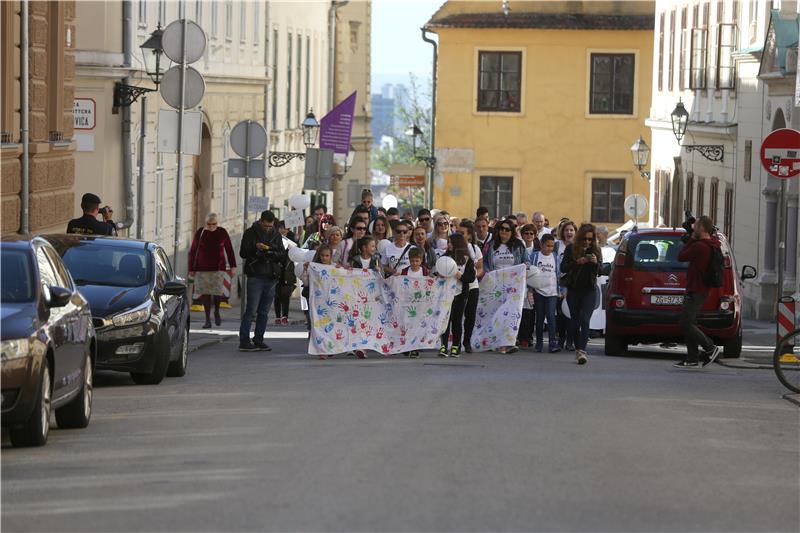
[760,128,800,179]
[624,194,648,218]
[161,19,207,64]
[230,121,267,159]
[159,66,205,109]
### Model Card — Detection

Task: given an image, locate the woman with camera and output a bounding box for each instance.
[560,223,601,365]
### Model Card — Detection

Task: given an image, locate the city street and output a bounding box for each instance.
[2,313,798,532]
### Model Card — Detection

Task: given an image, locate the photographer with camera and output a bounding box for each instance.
[238,210,287,352]
[674,214,722,368]
[99,206,117,236]
[66,193,114,236]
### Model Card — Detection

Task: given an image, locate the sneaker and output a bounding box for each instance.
[534,343,543,353]
[274,318,282,326]
[702,345,721,367]
[239,342,259,352]
[202,321,212,329]
[576,351,588,365]
[565,341,575,351]
[438,346,448,357]
[215,314,222,326]
[410,350,420,358]
[281,317,289,326]
[506,346,519,354]
[518,340,529,349]
[463,345,472,353]
[549,345,561,353]
[450,346,461,358]
[673,360,700,369]
[355,350,367,359]
[253,341,272,352]
[318,354,328,360]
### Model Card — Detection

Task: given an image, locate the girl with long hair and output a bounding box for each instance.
[560,223,601,365]
[347,235,381,272]
[339,219,368,266]
[412,224,437,270]
[370,215,391,243]
[429,215,451,259]
[438,233,476,358]
[483,220,526,354]
[555,220,577,351]
[457,220,483,353]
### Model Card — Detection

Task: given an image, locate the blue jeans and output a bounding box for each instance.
[239,276,277,345]
[567,288,597,351]
[534,293,558,348]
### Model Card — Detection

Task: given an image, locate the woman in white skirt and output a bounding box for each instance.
[188,213,237,328]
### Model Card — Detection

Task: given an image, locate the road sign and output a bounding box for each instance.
[161,19,207,63]
[624,194,648,220]
[156,109,202,155]
[390,175,425,187]
[228,159,265,178]
[160,66,205,110]
[760,128,800,179]
[230,120,267,159]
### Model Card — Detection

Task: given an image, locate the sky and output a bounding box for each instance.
[371,0,443,90]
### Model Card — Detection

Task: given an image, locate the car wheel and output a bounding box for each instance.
[55,351,93,429]
[723,327,742,358]
[130,333,171,385]
[9,364,51,447]
[604,334,628,356]
[167,326,189,377]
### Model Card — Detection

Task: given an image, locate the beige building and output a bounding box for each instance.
[1,1,77,235]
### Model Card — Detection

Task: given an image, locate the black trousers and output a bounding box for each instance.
[274,282,293,318]
[518,308,535,344]
[442,292,467,348]
[462,288,479,349]
[679,292,713,363]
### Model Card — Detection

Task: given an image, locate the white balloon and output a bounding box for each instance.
[435,256,458,278]
[289,194,311,210]
[526,265,548,290]
[382,194,398,210]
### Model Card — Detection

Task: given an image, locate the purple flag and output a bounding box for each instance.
[320,91,357,155]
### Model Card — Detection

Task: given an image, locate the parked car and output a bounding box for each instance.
[1,236,95,447]
[604,227,757,358]
[44,235,189,385]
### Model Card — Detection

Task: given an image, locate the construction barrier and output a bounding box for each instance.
[777,295,796,346]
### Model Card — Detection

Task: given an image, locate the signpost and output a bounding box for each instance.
[624,194,648,225]
[760,128,800,332]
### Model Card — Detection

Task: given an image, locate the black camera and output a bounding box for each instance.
[680,210,696,243]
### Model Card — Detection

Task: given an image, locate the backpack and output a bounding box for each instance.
[706,245,724,288]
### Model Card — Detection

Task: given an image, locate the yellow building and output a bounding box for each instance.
[426,1,654,228]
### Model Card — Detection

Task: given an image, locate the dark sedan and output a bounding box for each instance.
[1,236,95,447]
[45,235,189,385]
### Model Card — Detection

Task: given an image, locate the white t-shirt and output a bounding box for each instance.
[405,267,425,278]
[467,243,483,291]
[491,243,516,270]
[358,256,372,269]
[381,242,414,273]
[433,237,448,258]
[534,252,559,297]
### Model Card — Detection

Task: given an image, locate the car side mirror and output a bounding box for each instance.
[160,280,186,296]
[47,286,72,308]
[599,262,612,276]
[741,265,757,281]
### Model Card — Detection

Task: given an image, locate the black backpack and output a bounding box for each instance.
[706,245,724,288]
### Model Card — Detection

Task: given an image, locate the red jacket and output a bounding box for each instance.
[677,237,720,293]
[189,227,237,272]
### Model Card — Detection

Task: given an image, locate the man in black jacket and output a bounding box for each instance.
[238,210,287,351]
[66,193,114,235]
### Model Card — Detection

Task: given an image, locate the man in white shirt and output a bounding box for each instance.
[381,219,415,276]
[532,211,551,241]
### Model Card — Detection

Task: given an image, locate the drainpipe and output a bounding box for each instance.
[421,28,437,210]
[263,0,270,198]
[120,0,135,232]
[19,0,29,234]
[328,1,349,110]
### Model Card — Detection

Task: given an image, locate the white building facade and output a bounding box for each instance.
[646,0,799,319]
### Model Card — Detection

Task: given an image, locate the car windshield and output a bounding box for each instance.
[629,236,688,271]
[1,249,35,303]
[62,243,152,288]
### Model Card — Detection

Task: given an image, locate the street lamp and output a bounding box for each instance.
[113,25,166,112]
[630,136,651,180]
[405,123,436,169]
[268,109,320,167]
[669,100,724,161]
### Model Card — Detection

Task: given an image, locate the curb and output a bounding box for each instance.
[188,335,237,354]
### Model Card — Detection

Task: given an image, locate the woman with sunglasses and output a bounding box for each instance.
[560,223,601,365]
[517,223,540,348]
[555,220,577,351]
[303,214,336,250]
[412,225,437,270]
[340,219,369,266]
[188,213,237,329]
[457,220,483,353]
[484,220,526,354]
[429,215,452,260]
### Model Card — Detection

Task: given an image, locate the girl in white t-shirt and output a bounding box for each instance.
[429,214,451,259]
[457,220,483,353]
[347,235,380,272]
[438,233,476,358]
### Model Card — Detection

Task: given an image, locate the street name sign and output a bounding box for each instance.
[73,98,95,130]
[760,128,800,179]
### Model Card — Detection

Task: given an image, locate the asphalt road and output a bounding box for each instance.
[2,321,798,532]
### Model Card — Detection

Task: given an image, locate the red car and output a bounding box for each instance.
[604,227,757,358]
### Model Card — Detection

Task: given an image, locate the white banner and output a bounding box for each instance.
[469,264,527,351]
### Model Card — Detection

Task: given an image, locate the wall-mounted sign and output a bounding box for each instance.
[73,98,96,130]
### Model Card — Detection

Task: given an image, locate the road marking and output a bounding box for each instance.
[4,468,257,491]
[92,407,277,420]
[1,492,228,516]
[191,329,309,339]
[97,392,262,400]
[47,426,267,443]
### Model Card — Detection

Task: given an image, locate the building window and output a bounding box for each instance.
[138,0,147,25]
[296,34,302,124]
[661,171,672,226]
[305,36,311,116]
[195,0,202,25]
[653,169,663,223]
[696,178,705,214]
[271,29,278,131]
[668,11,675,91]
[716,23,737,89]
[589,53,635,115]
[657,12,664,92]
[690,28,708,89]
[743,140,752,181]
[679,7,688,90]
[47,2,66,139]
[239,2,246,43]
[723,185,734,239]
[1,1,16,140]
[253,5,259,46]
[591,178,625,223]
[710,178,719,221]
[286,32,292,128]
[479,176,513,218]
[476,51,521,113]
[686,172,694,213]
[225,0,233,41]
[747,0,758,44]
[211,1,218,38]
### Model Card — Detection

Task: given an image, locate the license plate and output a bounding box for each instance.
[651,295,683,305]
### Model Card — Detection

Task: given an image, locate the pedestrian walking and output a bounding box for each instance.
[347,235,381,272]
[555,220,577,351]
[238,210,287,352]
[674,215,722,368]
[303,214,335,250]
[273,227,296,327]
[518,223,539,348]
[457,220,483,353]
[560,223,601,365]
[66,193,114,235]
[530,233,561,352]
[438,233,476,358]
[484,219,526,354]
[381,219,415,277]
[411,225,437,270]
[370,215,392,243]
[188,213,237,329]
[430,215,451,259]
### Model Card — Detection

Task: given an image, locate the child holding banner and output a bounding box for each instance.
[438,234,476,358]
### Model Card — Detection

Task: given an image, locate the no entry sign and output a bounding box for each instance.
[760,128,800,179]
